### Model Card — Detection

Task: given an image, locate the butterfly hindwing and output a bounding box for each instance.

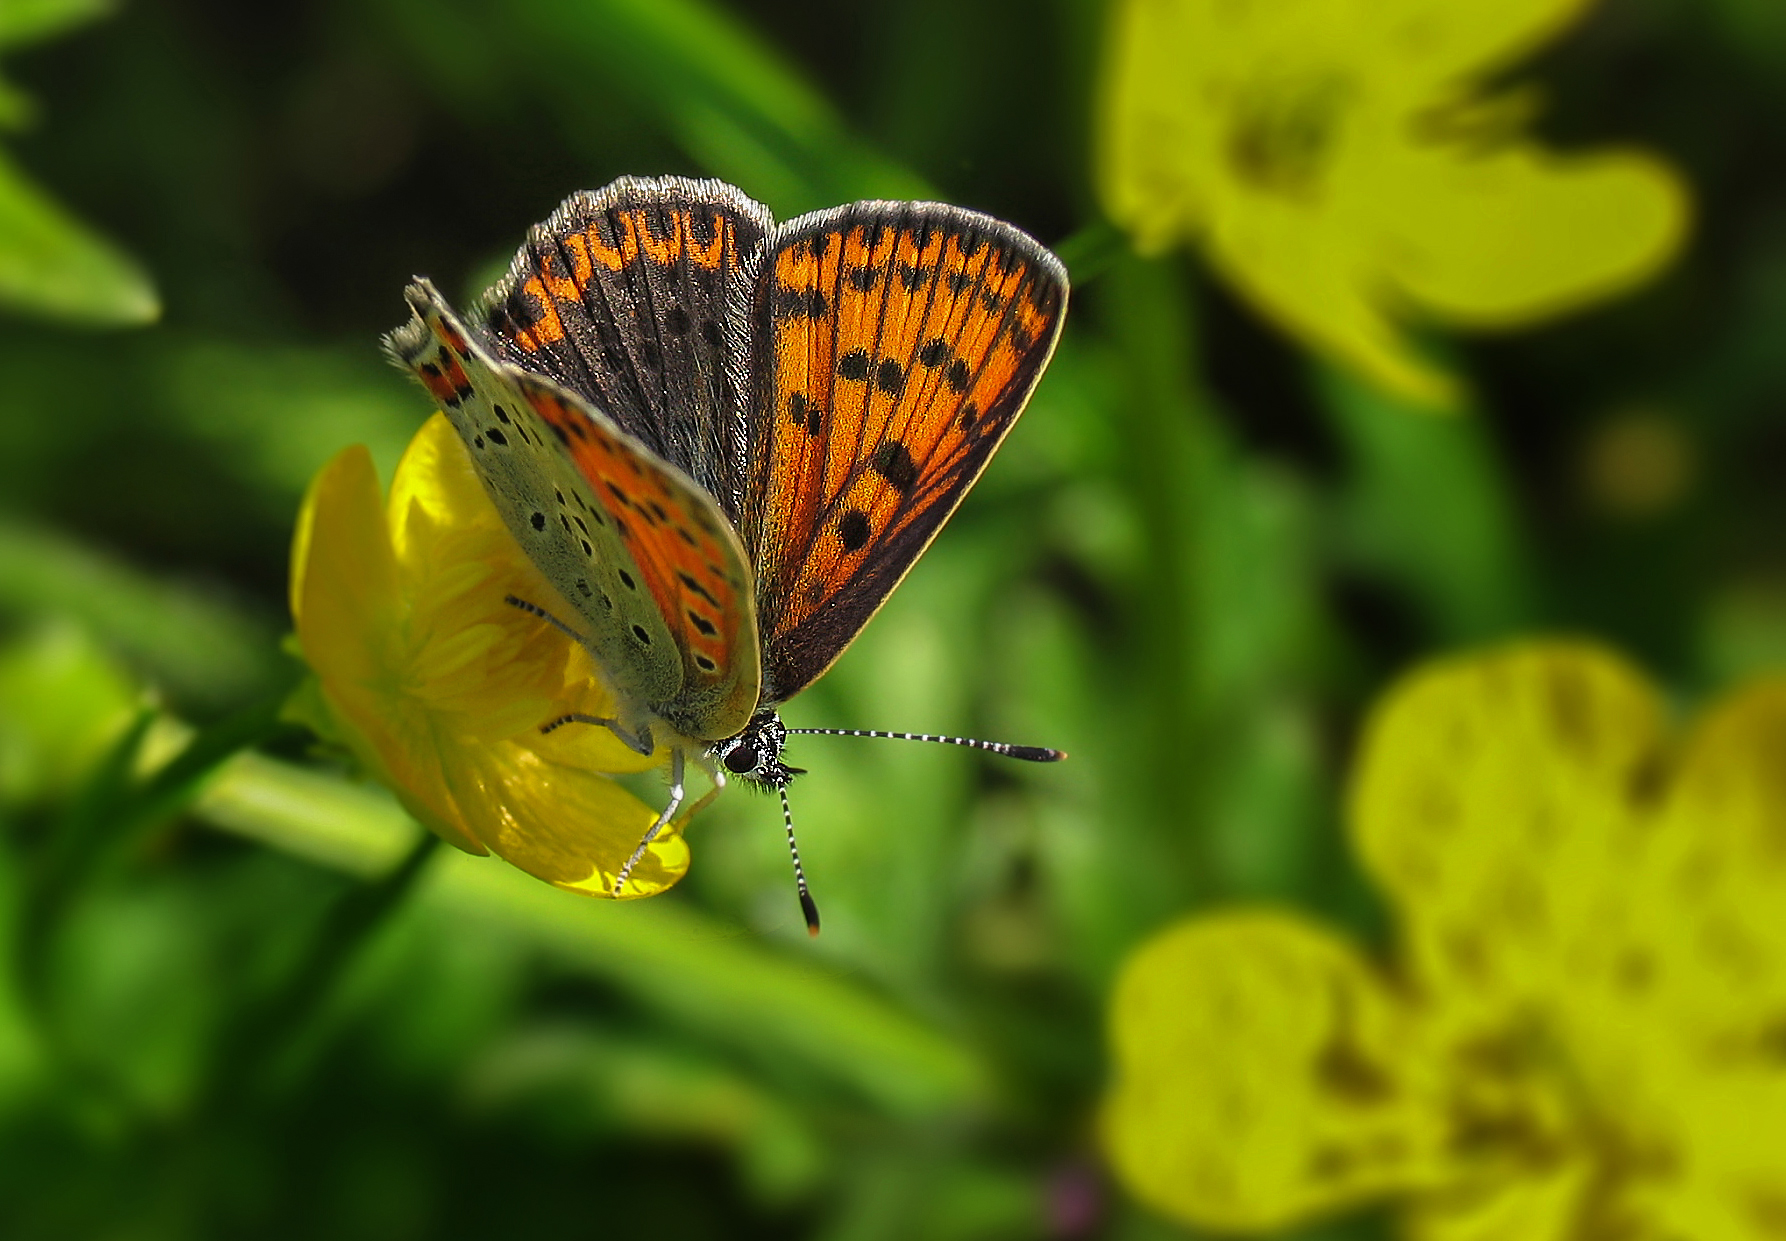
[738,203,1068,702]
[387,280,761,747]
[476,176,772,510]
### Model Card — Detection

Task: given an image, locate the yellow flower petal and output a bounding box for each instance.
[1097,0,1690,409]
[1101,910,1447,1230]
[1348,641,1664,1016]
[289,416,680,891]
[1203,207,1463,407]
[292,444,401,687]
[1661,1070,1786,1238]
[289,446,489,852]
[1403,1158,1597,1241]
[1355,0,1596,94]
[1643,679,1786,1032]
[1360,141,1689,328]
[443,741,684,897]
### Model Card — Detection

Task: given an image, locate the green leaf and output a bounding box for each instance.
[513,0,932,210]
[1319,361,1536,642]
[187,751,995,1118]
[0,520,283,712]
[0,144,158,327]
[0,0,112,51]
[432,857,997,1119]
[0,622,138,805]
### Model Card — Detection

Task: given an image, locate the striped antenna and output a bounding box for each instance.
[779,785,820,937]
[785,728,1066,763]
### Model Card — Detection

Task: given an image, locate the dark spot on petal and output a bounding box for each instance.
[838,350,871,381]
[631,624,652,645]
[495,406,512,423]
[580,539,593,556]
[487,428,508,447]
[946,358,971,392]
[618,569,636,590]
[687,610,717,637]
[695,654,717,672]
[530,511,546,531]
[847,265,880,291]
[665,306,692,335]
[918,338,950,368]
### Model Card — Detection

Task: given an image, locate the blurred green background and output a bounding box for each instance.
[0,0,1782,1237]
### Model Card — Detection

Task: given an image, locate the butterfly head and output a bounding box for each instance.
[710,709,805,789]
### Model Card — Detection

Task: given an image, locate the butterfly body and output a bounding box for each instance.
[387,176,1067,896]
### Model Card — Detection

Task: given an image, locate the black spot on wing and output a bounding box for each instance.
[872,441,917,492]
[838,350,871,381]
[839,510,871,552]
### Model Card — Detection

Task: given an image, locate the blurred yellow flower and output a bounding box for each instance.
[1099,0,1691,407]
[1103,641,1786,1237]
[289,413,682,897]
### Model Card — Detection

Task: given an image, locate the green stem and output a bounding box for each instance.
[200,831,443,1112]
[1099,252,1225,903]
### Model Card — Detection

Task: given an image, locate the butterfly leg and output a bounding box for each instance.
[504,593,585,641]
[538,712,655,756]
[508,597,656,756]
[671,756,727,827]
[612,747,686,896]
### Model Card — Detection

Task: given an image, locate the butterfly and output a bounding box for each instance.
[386,176,1068,931]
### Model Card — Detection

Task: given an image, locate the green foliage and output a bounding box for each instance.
[0,0,156,326]
[0,0,1777,1237]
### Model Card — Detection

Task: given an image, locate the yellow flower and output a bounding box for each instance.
[289,413,682,896]
[1099,0,1691,407]
[1102,641,1786,1238]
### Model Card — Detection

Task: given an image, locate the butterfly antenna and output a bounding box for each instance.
[778,783,820,937]
[785,728,1066,763]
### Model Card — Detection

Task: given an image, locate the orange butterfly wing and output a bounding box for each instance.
[738,204,1068,703]
[388,281,761,748]
[476,176,771,509]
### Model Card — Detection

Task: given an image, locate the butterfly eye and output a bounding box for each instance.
[723,743,759,775]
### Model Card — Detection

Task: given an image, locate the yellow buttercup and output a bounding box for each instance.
[1100,0,1691,407]
[1104,641,1786,1237]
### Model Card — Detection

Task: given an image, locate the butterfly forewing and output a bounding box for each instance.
[738,203,1068,702]
[387,280,761,746]
[476,176,772,510]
